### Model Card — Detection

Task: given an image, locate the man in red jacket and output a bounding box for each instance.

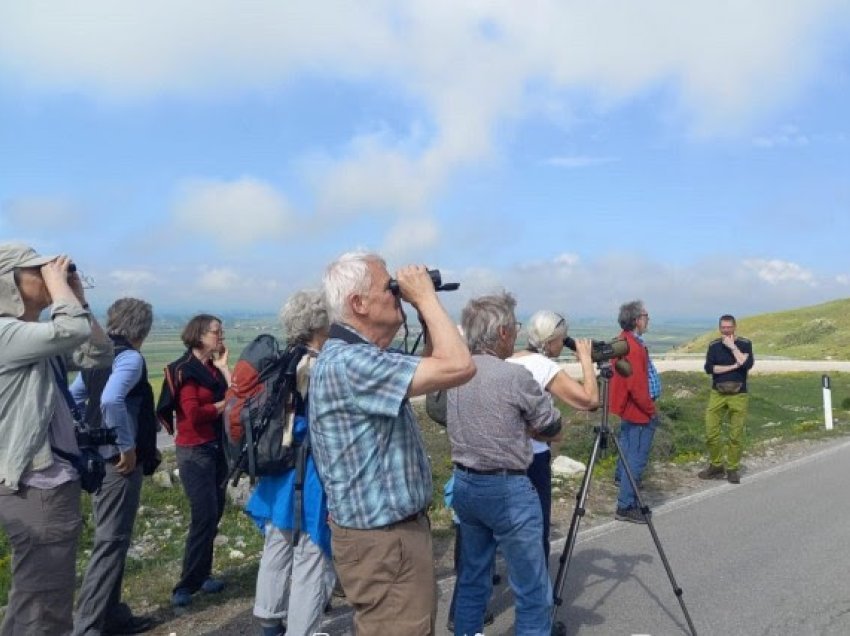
[609,300,660,524]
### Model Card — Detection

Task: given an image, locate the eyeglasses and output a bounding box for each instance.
[206,328,225,337]
[639,313,649,319]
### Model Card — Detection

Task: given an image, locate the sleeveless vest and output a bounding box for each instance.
[81,335,159,474]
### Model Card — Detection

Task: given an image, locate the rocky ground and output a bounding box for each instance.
[136,434,840,636]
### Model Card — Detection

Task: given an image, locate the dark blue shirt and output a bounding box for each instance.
[704,337,754,393]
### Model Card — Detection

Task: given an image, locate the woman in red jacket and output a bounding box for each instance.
[169,314,232,607]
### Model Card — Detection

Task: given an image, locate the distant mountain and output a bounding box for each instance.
[673,298,850,360]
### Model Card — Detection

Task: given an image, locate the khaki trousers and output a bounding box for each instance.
[331,514,436,636]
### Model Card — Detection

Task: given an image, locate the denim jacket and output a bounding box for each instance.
[0,301,114,490]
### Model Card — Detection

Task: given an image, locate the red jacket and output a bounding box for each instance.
[175,363,225,447]
[609,330,655,425]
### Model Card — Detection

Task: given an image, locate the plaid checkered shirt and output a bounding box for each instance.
[308,331,432,529]
[634,332,662,401]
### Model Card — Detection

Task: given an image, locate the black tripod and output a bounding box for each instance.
[550,362,697,636]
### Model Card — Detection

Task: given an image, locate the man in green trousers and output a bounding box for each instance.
[698,314,755,484]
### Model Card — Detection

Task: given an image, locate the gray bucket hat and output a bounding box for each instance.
[0,243,58,317]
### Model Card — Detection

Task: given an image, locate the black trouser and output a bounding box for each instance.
[174,441,227,593]
[527,449,552,562]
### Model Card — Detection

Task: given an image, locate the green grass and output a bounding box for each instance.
[675,297,850,359]
[3,371,849,613]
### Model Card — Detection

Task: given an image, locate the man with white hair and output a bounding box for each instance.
[309,251,475,636]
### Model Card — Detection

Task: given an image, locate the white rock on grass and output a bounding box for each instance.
[151,470,173,488]
[228,549,245,560]
[226,480,253,506]
[552,455,586,477]
[214,535,230,547]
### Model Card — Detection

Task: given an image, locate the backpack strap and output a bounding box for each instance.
[291,433,310,546]
[328,323,370,346]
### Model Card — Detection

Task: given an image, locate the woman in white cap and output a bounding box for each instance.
[508,310,599,562]
[0,243,112,636]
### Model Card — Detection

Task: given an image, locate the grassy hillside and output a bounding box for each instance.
[674,298,850,360]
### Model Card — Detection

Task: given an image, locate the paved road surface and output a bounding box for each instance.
[562,357,850,377]
[166,358,850,635]
[313,437,850,635]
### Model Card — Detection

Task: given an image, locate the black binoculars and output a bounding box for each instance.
[387,269,460,296]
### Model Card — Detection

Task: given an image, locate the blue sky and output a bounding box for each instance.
[2,1,849,322]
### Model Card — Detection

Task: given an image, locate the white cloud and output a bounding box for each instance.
[743,259,816,285]
[172,177,294,247]
[80,250,848,318]
[382,217,440,262]
[430,253,839,322]
[544,156,619,169]
[553,253,580,268]
[2,196,80,230]
[108,269,158,286]
[752,124,811,148]
[312,136,434,219]
[3,0,848,234]
[197,267,242,293]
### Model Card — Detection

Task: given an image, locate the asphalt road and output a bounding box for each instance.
[309,437,850,635]
[562,357,850,377]
[161,359,850,635]
[440,437,850,636]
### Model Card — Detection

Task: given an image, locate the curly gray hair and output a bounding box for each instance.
[106,298,154,343]
[281,289,329,345]
[461,291,517,353]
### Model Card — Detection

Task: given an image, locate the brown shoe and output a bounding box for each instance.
[726,469,741,484]
[697,464,726,480]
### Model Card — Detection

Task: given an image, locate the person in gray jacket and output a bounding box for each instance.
[447,291,562,636]
[0,243,113,636]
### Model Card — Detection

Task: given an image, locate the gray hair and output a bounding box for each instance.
[322,250,386,323]
[461,291,517,353]
[106,298,153,343]
[618,299,644,331]
[526,310,567,351]
[281,289,329,345]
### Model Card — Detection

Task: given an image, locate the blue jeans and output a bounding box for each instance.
[616,416,658,510]
[452,469,552,636]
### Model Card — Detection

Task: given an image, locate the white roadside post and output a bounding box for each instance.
[823,374,833,431]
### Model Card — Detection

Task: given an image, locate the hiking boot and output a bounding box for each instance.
[615,506,648,524]
[726,469,741,484]
[697,464,726,480]
[171,588,192,608]
[447,611,494,632]
[104,615,156,635]
[257,622,286,636]
[201,577,226,594]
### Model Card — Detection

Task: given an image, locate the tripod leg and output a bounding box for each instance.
[609,432,698,636]
[550,425,606,631]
